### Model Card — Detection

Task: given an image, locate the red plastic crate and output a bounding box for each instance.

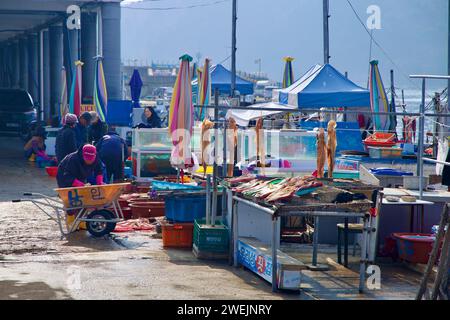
[161,222,194,248]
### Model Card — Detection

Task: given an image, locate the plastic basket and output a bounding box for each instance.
[161,222,194,248]
[193,218,229,253]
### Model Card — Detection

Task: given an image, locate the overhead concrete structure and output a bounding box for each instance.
[27,33,39,103]
[102,2,121,100]
[0,0,122,122]
[81,11,97,102]
[49,24,63,119]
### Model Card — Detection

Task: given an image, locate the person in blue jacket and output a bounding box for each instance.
[56,144,105,188]
[95,128,129,183]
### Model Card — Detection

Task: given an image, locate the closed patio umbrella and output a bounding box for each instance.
[93,56,108,122]
[69,60,83,116]
[129,68,143,108]
[168,54,194,169]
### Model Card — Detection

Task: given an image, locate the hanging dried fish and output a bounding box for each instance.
[255,117,265,169]
[327,120,337,178]
[201,118,214,176]
[316,128,327,178]
[227,117,238,177]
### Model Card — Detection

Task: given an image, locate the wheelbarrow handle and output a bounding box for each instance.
[23,193,33,196]
[11,199,21,203]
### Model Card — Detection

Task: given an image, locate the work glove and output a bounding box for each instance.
[72,179,85,187]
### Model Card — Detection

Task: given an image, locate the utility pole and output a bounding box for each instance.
[323,0,330,64]
[231,0,237,97]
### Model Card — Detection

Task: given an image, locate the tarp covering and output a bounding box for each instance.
[225,102,296,127]
[277,64,370,108]
[192,64,254,96]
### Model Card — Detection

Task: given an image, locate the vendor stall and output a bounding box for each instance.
[225,176,379,293]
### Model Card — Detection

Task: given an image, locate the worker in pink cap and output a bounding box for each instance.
[56,144,105,188]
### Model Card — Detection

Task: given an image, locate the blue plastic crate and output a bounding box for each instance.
[165,193,207,222]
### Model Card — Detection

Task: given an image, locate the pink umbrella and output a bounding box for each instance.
[168,54,194,169]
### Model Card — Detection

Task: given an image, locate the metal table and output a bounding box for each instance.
[231,195,374,293]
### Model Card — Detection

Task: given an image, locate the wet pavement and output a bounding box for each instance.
[0,137,425,300]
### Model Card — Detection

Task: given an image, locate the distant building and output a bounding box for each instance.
[121,62,179,100]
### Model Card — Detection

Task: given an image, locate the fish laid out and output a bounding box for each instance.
[231,176,323,203]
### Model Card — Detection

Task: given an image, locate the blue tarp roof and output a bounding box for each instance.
[192,64,254,96]
[277,64,370,108]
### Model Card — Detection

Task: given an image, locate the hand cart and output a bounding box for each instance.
[12,183,130,239]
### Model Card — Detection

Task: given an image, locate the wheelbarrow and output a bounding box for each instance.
[12,183,130,239]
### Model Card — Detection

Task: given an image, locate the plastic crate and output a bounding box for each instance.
[368,147,403,159]
[161,222,194,248]
[165,193,223,222]
[193,219,229,253]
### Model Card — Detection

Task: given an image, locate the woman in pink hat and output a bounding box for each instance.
[56,144,105,188]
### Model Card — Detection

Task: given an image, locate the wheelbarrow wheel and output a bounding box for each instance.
[86,210,116,237]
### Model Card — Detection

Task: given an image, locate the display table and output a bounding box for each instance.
[373,189,435,259]
[231,194,374,293]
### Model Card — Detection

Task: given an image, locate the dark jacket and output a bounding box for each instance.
[74,123,89,148]
[55,125,77,163]
[56,147,104,188]
[442,149,450,186]
[137,111,162,129]
[88,120,108,145]
[96,132,129,162]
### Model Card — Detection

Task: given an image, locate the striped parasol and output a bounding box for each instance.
[282,57,295,126]
[93,56,108,122]
[69,60,83,116]
[197,58,211,120]
[369,60,389,132]
[282,56,295,88]
[168,54,194,168]
[59,66,69,124]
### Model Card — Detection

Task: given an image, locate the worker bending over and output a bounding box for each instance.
[96,128,128,183]
[56,144,105,188]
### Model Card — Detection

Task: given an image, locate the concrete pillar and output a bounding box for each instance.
[69,28,80,64]
[19,37,28,91]
[102,2,121,100]
[49,25,63,118]
[81,11,97,103]
[43,30,51,122]
[7,43,15,87]
[28,33,39,103]
[0,45,5,87]
[12,41,20,88]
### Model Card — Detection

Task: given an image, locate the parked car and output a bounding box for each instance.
[0,89,37,140]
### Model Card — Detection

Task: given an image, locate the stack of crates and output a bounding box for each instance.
[193,218,229,259]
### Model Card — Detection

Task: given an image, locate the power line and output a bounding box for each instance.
[345,0,436,100]
[121,0,230,11]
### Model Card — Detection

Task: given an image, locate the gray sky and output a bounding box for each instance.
[121,0,448,90]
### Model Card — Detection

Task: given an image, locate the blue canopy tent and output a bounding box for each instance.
[277,64,370,108]
[192,64,254,96]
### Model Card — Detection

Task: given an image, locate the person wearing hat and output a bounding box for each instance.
[56,144,105,188]
[88,111,108,145]
[55,113,78,164]
[74,111,92,148]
